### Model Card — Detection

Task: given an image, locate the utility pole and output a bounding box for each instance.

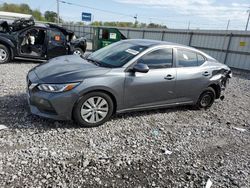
[187,21,190,30]
[246,9,250,31]
[134,14,138,27]
[57,0,60,24]
[226,19,230,30]
[134,14,138,23]
[222,19,230,51]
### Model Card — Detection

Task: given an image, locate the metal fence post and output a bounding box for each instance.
[161,31,165,41]
[188,32,193,46]
[127,29,130,38]
[224,33,233,64]
[142,30,145,39]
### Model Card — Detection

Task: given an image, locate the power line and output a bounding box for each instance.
[59,0,135,19]
[55,0,247,30]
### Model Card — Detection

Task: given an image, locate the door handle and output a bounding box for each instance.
[164,74,175,80]
[202,71,210,76]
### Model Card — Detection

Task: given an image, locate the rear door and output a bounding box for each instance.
[175,48,209,103]
[47,29,68,59]
[124,47,177,109]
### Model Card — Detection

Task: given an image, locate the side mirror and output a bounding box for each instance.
[133,63,149,73]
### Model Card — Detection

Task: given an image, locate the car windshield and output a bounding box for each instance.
[87,41,148,68]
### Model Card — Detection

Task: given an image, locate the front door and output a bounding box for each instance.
[124,48,177,109]
[47,29,68,59]
[18,27,47,59]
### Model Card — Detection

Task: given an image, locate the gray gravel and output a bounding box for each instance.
[0,62,250,188]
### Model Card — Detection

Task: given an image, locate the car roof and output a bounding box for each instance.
[33,23,74,35]
[124,39,186,47]
[124,39,215,60]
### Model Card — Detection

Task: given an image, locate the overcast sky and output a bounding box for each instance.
[3,0,250,30]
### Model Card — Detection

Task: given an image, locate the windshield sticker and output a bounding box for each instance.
[126,49,139,55]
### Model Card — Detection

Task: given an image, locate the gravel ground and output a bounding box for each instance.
[0,62,250,188]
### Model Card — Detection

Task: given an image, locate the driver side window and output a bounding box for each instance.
[137,48,173,69]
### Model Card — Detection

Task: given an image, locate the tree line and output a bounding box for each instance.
[0,3,167,28]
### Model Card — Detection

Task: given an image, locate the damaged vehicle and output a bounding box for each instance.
[27,39,232,127]
[0,18,87,64]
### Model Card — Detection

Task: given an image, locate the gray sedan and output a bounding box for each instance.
[27,39,232,127]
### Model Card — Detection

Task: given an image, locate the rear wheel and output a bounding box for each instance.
[0,44,10,64]
[73,48,84,55]
[196,87,216,109]
[73,92,114,127]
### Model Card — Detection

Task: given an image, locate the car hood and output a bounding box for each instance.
[33,55,111,83]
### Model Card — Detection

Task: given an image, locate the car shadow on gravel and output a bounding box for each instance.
[113,105,193,120]
[0,93,81,130]
[0,93,196,130]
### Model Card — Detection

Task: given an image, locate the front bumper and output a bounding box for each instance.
[27,83,79,121]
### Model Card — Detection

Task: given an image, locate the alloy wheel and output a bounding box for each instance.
[200,94,212,107]
[0,49,7,61]
[80,96,109,123]
[73,50,82,55]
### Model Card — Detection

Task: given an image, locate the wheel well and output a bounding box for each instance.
[72,89,117,119]
[208,84,221,99]
[92,90,117,113]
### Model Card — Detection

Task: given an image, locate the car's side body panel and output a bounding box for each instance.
[123,68,177,109]
[175,66,211,103]
[76,68,126,112]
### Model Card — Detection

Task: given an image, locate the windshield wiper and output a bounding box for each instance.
[86,58,114,68]
[86,58,101,66]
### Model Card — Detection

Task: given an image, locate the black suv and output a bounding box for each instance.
[0,18,87,64]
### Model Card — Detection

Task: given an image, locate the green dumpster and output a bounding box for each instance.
[92,27,126,51]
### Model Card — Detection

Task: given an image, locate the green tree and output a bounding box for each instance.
[138,23,147,28]
[90,21,167,29]
[44,11,58,22]
[91,21,103,26]
[0,3,46,21]
[32,9,45,21]
[148,23,167,28]
[19,3,32,14]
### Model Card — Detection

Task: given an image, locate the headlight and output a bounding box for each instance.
[37,82,80,93]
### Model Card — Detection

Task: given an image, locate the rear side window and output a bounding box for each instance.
[197,54,206,66]
[177,49,206,67]
[138,48,173,69]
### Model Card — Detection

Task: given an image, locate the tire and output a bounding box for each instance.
[73,48,84,55]
[73,92,114,127]
[0,44,10,64]
[196,87,216,109]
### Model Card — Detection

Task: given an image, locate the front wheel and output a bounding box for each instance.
[196,87,216,109]
[0,44,10,64]
[73,92,114,127]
